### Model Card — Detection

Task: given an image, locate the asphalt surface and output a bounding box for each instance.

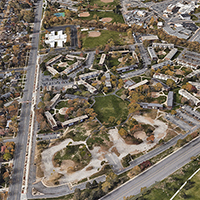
[115,124,200,175]
[29,175,106,199]
[101,135,200,200]
[7,0,43,199]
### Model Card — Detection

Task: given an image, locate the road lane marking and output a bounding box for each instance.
[115,142,200,200]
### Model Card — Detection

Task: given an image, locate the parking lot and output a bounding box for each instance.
[165,113,192,131]
[165,105,200,132]
[182,105,200,120]
[36,132,62,141]
[176,110,199,126]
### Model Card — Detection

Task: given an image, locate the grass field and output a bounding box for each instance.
[130,155,200,200]
[82,30,125,49]
[174,170,200,200]
[55,101,68,109]
[79,11,124,23]
[88,0,119,8]
[93,95,129,125]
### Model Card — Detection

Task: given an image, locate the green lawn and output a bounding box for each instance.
[55,101,68,109]
[155,96,167,104]
[79,11,124,23]
[82,30,125,49]
[54,144,91,170]
[174,170,200,200]
[93,95,129,125]
[116,88,125,96]
[88,0,119,8]
[130,155,200,200]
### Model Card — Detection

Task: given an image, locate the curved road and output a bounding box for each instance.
[7,0,43,199]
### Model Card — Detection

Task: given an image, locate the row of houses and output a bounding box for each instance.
[153,73,179,83]
[132,51,139,64]
[99,54,106,66]
[141,35,159,41]
[49,94,61,109]
[186,69,200,78]
[116,65,137,73]
[128,79,148,90]
[152,43,174,49]
[188,81,200,90]
[45,111,58,130]
[46,66,59,76]
[78,80,97,93]
[147,47,157,61]
[46,54,62,66]
[79,70,102,80]
[65,54,85,61]
[165,48,178,60]
[179,89,200,106]
[176,58,198,70]
[151,60,173,70]
[62,115,88,127]
[105,72,112,88]
[62,61,82,75]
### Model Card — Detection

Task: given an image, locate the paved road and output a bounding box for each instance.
[7,0,43,199]
[101,135,200,200]
[29,175,106,199]
[115,124,200,175]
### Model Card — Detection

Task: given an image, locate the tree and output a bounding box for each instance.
[103,87,108,93]
[43,93,51,101]
[38,101,45,108]
[40,62,46,72]
[54,73,60,79]
[3,153,12,161]
[73,188,81,200]
[154,83,162,91]
[128,102,141,114]
[108,116,115,124]
[166,79,176,89]
[118,128,128,137]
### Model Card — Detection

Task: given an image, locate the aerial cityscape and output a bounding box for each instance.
[1,0,200,199]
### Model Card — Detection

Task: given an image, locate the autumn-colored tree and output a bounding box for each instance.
[166,79,176,89]
[3,153,12,161]
[147,135,155,143]
[154,82,163,91]
[103,87,108,93]
[108,116,115,124]
[118,128,128,137]
[43,93,51,102]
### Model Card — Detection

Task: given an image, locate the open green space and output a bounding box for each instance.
[130,154,200,200]
[88,0,119,8]
[55,101,68,109]
[82,30,125,49]
[79,11,124,23]
[174,170,200,200]
[54,144,91,169]
[93,95,129,126]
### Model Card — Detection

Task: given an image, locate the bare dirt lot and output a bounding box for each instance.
[60,160,75,173]
[88,31,101,37]
[78,12,90,17]
[134,131,146,140]
[101,17,113,22]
